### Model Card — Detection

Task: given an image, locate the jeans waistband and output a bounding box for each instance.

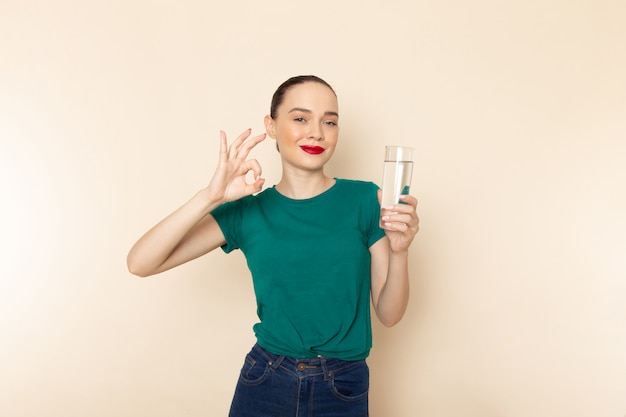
[252,343,364,379]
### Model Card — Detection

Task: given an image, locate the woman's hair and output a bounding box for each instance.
[270,75,336,119]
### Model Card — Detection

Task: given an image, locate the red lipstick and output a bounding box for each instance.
[300,145,325,155]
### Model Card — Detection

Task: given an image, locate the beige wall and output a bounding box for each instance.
[1,1,625,416]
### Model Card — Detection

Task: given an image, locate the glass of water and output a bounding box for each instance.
[381,146,414,208]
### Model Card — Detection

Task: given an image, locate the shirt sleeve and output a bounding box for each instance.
[210,198,247,253]
[366,182,386,247]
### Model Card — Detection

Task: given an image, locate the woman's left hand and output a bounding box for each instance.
[378,190,420,253]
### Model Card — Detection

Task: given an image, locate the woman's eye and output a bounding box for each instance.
[294,117,306,122]
[325,120,338,126]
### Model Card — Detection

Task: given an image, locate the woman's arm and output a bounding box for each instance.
[370,193,419,327]
[126,190,226,277]
[126,129,266,277]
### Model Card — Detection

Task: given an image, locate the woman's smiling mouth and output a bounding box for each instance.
[300,145,325,155]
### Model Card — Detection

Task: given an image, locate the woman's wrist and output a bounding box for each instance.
[389,247,410,258]
[195,187,225,215]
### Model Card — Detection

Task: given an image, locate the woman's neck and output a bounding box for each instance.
[275,173,335,200]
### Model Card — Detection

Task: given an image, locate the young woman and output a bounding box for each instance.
[127,75,419,416]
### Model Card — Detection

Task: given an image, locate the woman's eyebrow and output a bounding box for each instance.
[288,107,312,114]
[288,107,339,117]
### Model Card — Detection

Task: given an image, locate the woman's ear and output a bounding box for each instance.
[264,114,276,139]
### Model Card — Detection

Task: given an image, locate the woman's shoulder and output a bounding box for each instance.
[335,178,381,191]
[212,189,273,217]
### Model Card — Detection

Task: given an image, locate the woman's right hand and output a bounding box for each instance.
[127,129,265,277]
[206,129,266,203]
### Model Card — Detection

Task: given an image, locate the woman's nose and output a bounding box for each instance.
[307,123,324,141]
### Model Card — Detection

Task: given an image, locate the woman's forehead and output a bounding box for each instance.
[280,82,338,111]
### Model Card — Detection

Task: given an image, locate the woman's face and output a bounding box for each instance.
[265,82,339,173]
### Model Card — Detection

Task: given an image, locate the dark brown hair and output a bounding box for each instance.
[270,75,336,119]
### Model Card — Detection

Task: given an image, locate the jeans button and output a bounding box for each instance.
[297,363,306,371]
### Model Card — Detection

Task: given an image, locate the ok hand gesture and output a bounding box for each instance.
[206,129,266,203]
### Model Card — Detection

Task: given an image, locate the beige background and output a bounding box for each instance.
[1,1,625,416]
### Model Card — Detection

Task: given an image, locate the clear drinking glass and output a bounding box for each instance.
[381,146,414,208]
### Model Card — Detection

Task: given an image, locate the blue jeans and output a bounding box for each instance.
[228,344,369,417]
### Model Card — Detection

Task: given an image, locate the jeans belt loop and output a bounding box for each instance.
[269,355,284,372]
[320,357,333,380]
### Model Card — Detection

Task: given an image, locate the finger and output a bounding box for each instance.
[381,211,418,229]
[218,130,228,163]
[229,128,252,159]
[382,197,418,217]
[242,160,265,195]
[243,159,263,181]
[381,214,405,228]
[237,133,266,160]
[245,177,266,195]
[381,219,411,232]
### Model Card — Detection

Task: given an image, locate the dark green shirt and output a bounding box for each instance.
[211,179,385,360]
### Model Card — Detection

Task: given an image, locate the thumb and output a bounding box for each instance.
[247,176,265,195]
